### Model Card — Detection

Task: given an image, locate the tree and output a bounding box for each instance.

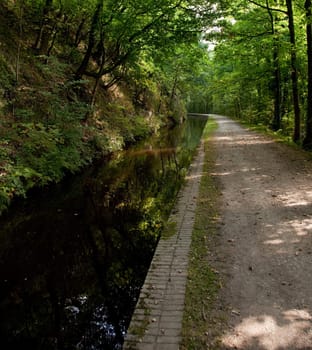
[73,0,214,103]
[207,2,285,121]
[304,0,312,148]
[33,0,54,54]
[286,0,301,142]
[74,0,103,81]
[206,0,307,142]
[265,0,283,131]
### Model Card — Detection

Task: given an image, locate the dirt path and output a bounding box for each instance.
[209,115,312,350]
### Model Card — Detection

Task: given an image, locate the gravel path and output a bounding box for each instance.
[210,115,312,349]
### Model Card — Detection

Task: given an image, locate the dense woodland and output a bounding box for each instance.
[208,0,312,146]
[0,0,216,213]
[1,0,312,213]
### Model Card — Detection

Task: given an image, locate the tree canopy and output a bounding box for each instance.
[203,0,312,147]
[3,0,312,212]
[0,0,221,212]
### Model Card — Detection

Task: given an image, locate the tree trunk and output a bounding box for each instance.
[46,23,58,57]
[74,18,86,47]
[33,0,53,55]
[304,0,312,148]
[272,40,282,130]
[266,0,282,130]
[75,0,103,80]
[169,73,179,107]
[16,0,24,84]
[286,0,301,142]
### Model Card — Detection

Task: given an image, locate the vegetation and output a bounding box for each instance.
[0,0,222,214]
[204,0,312,148]
[2,0,312,213]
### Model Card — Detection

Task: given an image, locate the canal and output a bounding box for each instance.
[0,115,208,349]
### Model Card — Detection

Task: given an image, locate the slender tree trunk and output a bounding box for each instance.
[286,0,301,142]
[272,40,282,130]
[169,74,179,107]
[46,23,58,57]
[235,98,241,118]
[266,0,282,130]
[304,0,312,148]
[33,0,53,55]
[74,18,86,47]
[16,0,24,84]
[90,56,105,108]
[75,0,103,80]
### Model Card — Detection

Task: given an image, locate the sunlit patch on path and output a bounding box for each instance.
[222,310,312,349]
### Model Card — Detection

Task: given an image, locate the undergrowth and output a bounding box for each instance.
[0,7,169,215]
[0,0,194,215]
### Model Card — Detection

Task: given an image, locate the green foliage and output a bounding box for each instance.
[17,123,80,181]
[204,0,310,142]
[0,122,90,211]
[0,0,221,214]
[108,112,150,144]
[0,55,14,91]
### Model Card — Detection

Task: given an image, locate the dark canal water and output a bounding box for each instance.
[0,115,207,350]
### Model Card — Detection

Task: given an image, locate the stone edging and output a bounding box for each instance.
[123,139,205,350]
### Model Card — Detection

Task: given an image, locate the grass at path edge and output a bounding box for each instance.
[181,117,224,349]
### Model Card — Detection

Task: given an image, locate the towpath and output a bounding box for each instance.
[125,114,312,349]
[208,115,312,349]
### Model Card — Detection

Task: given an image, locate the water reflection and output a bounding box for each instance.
[0,115,207,349]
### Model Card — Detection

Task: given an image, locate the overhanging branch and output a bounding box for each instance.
[247,0,288,15]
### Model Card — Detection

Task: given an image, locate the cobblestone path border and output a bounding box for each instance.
[123,138,205,350]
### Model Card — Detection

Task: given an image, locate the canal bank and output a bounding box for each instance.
[123,119,208,350]
[127,113,312,350]
[0,115,209,349]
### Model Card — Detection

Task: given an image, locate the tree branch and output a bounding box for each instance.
[236,30,272,40]
[247,0,288,14]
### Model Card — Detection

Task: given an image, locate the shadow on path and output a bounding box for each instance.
[210,115,312,350]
